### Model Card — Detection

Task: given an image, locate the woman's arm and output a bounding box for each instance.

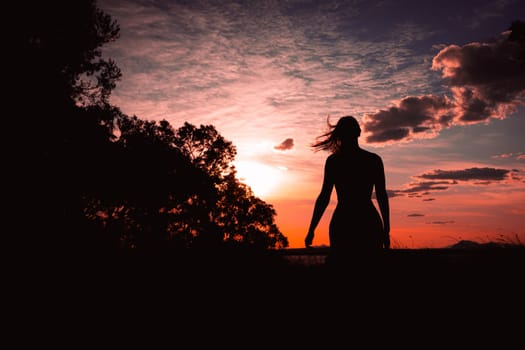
[375,156,390,248]
[305,157,334,247]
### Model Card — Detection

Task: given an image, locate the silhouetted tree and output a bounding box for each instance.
[173,122,289,250]
[82,115,214,251]
[19,0,121,108]
[81,116,288,251]
[217,172,289,249]
[174,122,237,180]
[15,0,122,254]
[14,0,288,256]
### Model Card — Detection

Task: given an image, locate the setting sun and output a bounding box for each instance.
[234,160,285,198]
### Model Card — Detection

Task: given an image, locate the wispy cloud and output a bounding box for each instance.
[467,0,511,29]
[492,152,524,160]
[100,0,436,148]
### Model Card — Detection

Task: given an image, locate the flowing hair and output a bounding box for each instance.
[311,115,361,153]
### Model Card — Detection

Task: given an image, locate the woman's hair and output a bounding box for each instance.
[311,115,361,153]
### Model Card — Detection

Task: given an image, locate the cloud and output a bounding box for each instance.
[492,152,524,159]
[492,152,525,162]
[426,221,455,225]
[417,167,510,181]
[274,138,294,151]
[467,0,509,29]
[407,213,425,217]
[390,166,515,198]
[385,189,405,198]
[387,180,455,199]
[362,22,525,144]
[432,31,525,123]
[510,169,524,182]
[100,0,438,150]
[406,180,454,194]
[362,95,455,143]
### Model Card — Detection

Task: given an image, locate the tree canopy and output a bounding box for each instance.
[15,0,288,256]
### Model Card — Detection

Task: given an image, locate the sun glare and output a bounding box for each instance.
[234,160,284,198]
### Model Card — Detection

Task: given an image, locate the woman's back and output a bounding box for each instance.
[305,115,390,256]
[327,149,381,206]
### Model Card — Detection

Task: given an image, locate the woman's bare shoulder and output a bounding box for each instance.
[327,153,338,160]
[360,148,382,160]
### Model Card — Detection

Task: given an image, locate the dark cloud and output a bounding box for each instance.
[372,189,404,199]
[274,138,294,151]
[407,213,425,217]
[403,180,455,193]
[390,180,454,199]
[363,95,455,143]
[417,167,510,181]
[386,189,404,198]
[390,167,514,199]
[426,221,455,225]
[432,26,525,123]
[362,22,525,144]
[510,171,524,182]
[422,198,436,201]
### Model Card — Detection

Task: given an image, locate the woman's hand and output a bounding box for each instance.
[383,234,391,249]
[305,230,314,248]
[383,224,391,249]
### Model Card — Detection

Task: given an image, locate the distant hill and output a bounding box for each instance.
[447,239,522,250]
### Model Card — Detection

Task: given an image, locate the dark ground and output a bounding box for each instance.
[21,244,525,301]
[11,245,525,347]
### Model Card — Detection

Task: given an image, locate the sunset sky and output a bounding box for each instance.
[98,0,524,248]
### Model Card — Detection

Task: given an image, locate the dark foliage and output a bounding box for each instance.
[13,0,287,261]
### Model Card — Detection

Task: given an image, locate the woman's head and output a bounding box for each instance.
[311,115,361,153]
[333,116,361,139]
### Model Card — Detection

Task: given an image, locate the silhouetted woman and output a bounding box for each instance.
[305,116,390,266]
